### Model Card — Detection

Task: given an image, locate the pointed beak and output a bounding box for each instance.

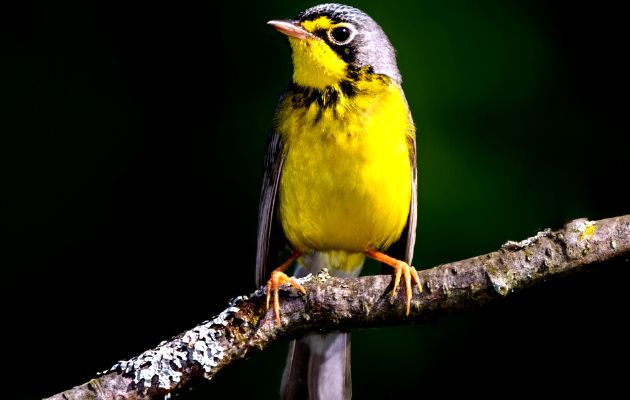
[267,20,317,40]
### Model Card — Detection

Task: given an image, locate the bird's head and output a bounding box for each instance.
[268,3,400,89]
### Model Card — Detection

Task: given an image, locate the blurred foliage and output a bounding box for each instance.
[2,0,628,399]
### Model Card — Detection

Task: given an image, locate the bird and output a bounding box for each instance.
[255,3,419,399]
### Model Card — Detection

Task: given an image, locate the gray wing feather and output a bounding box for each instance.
[386,86,418,266]
[403,85,418,265]
[405,132,418,265]
[255,129,286,287]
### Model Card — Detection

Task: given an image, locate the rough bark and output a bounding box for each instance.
[46,215,630,400]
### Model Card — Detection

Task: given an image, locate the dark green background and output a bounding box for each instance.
[3,1,628,399]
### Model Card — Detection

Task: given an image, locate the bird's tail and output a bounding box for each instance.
[280,251,363,400]
[280,331,352,400]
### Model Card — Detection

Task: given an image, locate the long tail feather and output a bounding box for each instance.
[281,331,352,400]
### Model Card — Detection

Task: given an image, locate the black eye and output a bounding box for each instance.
[327,24,356,45]
[332,27,350,42]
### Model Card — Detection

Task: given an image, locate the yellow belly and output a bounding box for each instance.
[276,79,414,255]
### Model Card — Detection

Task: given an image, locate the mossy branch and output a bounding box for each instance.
[45,215,630,400]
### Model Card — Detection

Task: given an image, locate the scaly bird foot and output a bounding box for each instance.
[389,261,422,315]
[365,249,422,315]
[266,269,306,326]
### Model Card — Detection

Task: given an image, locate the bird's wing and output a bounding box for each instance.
[387,107,417,266]
[405,132,418,265]
[255,127,287,288]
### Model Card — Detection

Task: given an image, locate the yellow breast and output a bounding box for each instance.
[276,76,414,254]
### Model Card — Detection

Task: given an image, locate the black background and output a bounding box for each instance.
[2,1,629,399]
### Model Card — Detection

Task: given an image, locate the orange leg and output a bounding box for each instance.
[266,251,306,325]
[365,249,422,315]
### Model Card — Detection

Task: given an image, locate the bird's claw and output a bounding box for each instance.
[266,270,306,325]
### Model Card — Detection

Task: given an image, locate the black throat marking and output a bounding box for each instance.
[289,79,355,110]
[288,66,385,110]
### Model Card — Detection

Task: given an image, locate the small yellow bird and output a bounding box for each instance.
[255,3,420,399]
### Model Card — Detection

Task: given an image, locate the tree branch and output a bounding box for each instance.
[46,215,630,399]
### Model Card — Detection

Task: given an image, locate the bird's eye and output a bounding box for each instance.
[327,23,357,45]
[331,27,351,42]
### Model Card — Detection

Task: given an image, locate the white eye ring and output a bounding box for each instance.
[327,23,357,45]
